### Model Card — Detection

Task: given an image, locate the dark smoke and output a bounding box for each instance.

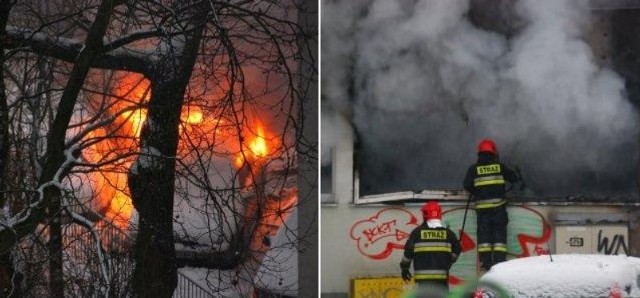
[322,0,640,199]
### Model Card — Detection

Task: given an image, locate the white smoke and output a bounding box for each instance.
[321,0,639,198]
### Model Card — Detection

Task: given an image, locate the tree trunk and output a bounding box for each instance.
[128,2,209,296]
[43,2,116,296]
[0,0,10,211]
[0,1,22,297]
[0,0,117,258]
[1,1,116,296]
[48,206,64,297]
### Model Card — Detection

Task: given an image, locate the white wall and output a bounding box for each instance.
[320,105,640,295]
[321,202,636,294]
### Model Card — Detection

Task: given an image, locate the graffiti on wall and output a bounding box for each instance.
[597,229,628,255]
[349,208,419,260]
[349,206,551,260]
[348,206,552,283]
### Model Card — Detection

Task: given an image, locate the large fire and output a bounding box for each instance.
[82,74,149,228]
[84,73,293,232]
[83,128,134,229]
[84,74,208,229]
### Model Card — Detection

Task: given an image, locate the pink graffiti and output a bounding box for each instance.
[349,208,418,260]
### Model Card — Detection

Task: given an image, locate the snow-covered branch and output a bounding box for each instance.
[0,144,80,230]
[5,26,151,75]
[103,28,164,51]
[62,203,111,296]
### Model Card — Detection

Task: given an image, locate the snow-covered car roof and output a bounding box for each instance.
[480,254,640,298]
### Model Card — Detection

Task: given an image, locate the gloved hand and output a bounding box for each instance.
[401,268,412,282]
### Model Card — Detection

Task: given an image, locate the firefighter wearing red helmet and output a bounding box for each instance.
[463,139,519,272]
[400,201,461,294]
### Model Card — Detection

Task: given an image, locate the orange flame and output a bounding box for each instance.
[84,73,281,230]
[249,125,268,158]
[85,74,213,229]
[181,106,204,125]
[235,123,272,169]
[121,109,148,137]
[85,74,151,228]
[233,122,278,188]
[84,128,135,229]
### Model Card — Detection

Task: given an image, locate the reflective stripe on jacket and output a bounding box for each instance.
[414,269,449,280]
[401,223,462,280]
[475,198,506,209]
[463,155,519,209]
[473,164,505,187]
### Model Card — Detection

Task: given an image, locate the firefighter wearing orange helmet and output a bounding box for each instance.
[463,139,519,272]
[400,201,461,294]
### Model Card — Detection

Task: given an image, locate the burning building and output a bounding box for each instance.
[74,70,300,295]
[321,0,640,296]
[0,0,314,296]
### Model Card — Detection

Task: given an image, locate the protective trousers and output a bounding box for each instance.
[476,205,508,271]
[415,279,449,297]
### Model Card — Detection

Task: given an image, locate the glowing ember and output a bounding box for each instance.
[250,126,268,158]
[235,123,272,169]
[181,106,204,125]
[121,109,147,137]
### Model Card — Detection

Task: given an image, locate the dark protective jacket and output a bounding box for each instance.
[400,222,461,282]
[463,153,519,209]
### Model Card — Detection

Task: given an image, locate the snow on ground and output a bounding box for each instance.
[480,254,640,298]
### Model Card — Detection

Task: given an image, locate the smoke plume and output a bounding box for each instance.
[322,0,640,199]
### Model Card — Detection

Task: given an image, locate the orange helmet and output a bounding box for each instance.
[421,201,442,220]
[477,139,498,155]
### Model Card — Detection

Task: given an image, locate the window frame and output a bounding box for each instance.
[352,170,468,204]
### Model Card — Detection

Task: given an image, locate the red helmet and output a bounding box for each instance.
[421,201,442,220]
[477,139,498,155]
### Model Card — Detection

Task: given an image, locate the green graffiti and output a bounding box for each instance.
[442,206,551,286]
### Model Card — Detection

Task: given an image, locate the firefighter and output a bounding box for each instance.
[400,201,461,294]
[463,139,519,272]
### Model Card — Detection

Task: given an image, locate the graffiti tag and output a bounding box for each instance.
[349,208,418,260]
[348,205,553,287]
[597,230,628,255]
[362,219,397,242]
